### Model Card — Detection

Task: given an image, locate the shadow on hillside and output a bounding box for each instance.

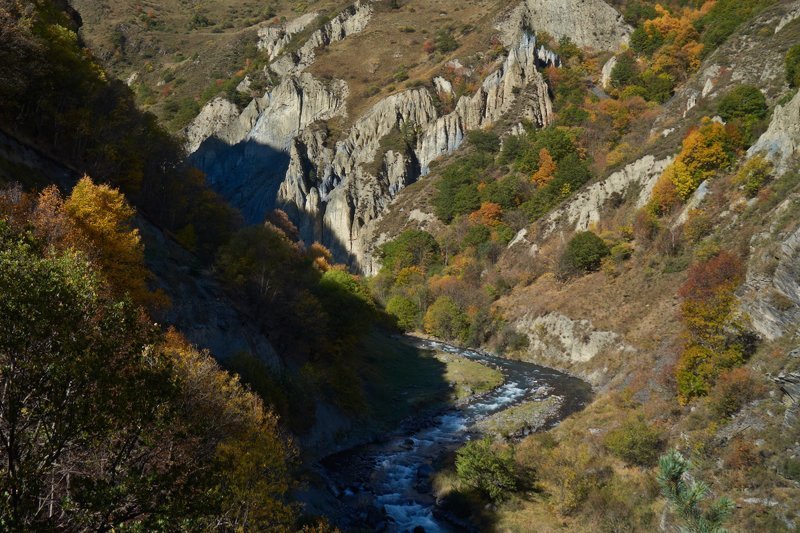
[190,136,291,224]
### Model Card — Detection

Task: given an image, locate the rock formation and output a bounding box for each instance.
[499,0,632,51]
[185,0,636,272]
[539,155,673,238]
[748,89,800,174]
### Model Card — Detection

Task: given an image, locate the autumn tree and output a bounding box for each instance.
[531,148,556,187]
[0,220,298,529]
[424,296,470,342]
[649,120,736,211]
[469,201,503,227]
[378,229,441,273]
[63,176,162,307]
[676,251,751,402]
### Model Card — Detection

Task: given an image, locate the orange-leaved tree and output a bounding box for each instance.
[469,201,503,227]
[531,148,556,187]
[675,251,750,403]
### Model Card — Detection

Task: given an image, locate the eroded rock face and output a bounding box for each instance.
[740,222,800,341]
[601,56,617,89]
[540,155,673,238]
[189,21,555,271]
[500,0,631,51]
[270,1,374,76]
[257,12,319,60]
[188,74,348,223]
[185,97,241,154]
[748,89,800,174]
[515,312,634,364]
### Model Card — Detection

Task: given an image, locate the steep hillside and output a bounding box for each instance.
[175,0,630,273]
[6,0,800,530]
[366,0,800,529]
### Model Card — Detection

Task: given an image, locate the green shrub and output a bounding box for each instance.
[610,53,640,89]
[718,85,768,121]
[435,29,459,53]
[455,438,518,502]
[783,458,800,482]
[630,25,663,56]
[558,231,610,278]
[467,130,501,153]
[432,156,491,222]
[734,154,773,197]
[379,229,441,273]
[604,416,663,467]
[423,296,469,342]
[385,295,420,331]
[697,0,775,55]
[786,44,800,87]
[462,224,491,249]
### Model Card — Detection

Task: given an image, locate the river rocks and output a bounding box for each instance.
[542,155,673,237]
[748,89,800,175]
[474,396,563,438]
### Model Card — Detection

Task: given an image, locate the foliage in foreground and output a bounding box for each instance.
[658,450,734,533]
[0,218,297,530]
[456,438,519,502]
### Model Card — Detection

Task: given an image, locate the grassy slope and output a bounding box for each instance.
[72,0,349,128]
[435,351,504,400]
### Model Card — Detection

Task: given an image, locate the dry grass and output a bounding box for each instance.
[308,0,518,134]
[73,0,350,126]
[435,351,504,400]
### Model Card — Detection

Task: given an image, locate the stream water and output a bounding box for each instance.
[320,339,592,532]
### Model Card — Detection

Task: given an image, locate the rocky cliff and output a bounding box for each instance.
[498,0,631,51]
[185,0,630,272]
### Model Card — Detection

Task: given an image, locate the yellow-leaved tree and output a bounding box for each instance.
[63,175,166,308]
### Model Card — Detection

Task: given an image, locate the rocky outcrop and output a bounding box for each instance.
[185,97,241,154]
[540,155,673,237]
[601,56,617,89]
[270,1,373,76]
[257,12,320,60]
[499,0,631,51]
[740,222,800,340]
[284,88,437,265]
[417,32,553,173]
[189,74,348,223]
[748,89,800,174]
[189,4,557,271]
[515,312,634,365]
[773,356,800,427]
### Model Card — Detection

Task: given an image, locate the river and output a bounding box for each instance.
[320,338,592,532]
